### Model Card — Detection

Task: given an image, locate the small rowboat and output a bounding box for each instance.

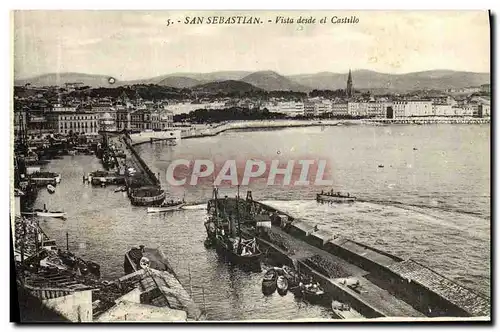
[262,268,278,289]
[36,210,66,218]
[147,202,185,214]
[47,184,56,194]
[277,275,289,296]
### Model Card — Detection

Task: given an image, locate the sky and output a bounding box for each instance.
[13,10,491,80]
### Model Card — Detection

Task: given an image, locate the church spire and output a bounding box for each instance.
[346,69,353,98]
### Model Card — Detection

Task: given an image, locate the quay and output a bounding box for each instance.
[210,195,490,319]
[104,133,166,206]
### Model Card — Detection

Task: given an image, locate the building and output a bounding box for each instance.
[331,103,348,116]
[52,104,77,113]
[346,69,353,98]
[14,109,28,138]
[266,101,304,117]
[393,100,433,117]
[478,104,491,117]
[367,101,392,118]
[432,104,454,116]
[115,106,131,131]
[56,112,100,135]
[303,100,316,117]
[480,84,491,94]
[99,112,117,132]
[347,102,368,117]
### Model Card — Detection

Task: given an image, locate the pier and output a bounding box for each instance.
[211,196,491,319]
[107,133,166,206]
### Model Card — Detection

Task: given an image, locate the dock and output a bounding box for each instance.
[213,196,490,319]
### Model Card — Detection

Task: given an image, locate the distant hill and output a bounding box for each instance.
[156,76,202,89]
[16,69,490,93]
[14,72,118,88]
[288,70,491,92]
[241,71,310,92]
[169,71,252,82]
[191,80,263,94]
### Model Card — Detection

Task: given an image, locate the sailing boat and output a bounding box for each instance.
[206,186,262,268]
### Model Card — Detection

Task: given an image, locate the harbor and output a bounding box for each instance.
[11,123,490,322]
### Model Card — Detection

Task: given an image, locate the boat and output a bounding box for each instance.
[114,186,127,193]
[293,281,327,304]
[207,187,262,269]
[262,268,279,291]
[378,164,384,168]
[331,300,363,319]
[46,184,56,194]
[147,200,186,213]
[35,209,66,218]
[316,190,356,203]
[276,275,289,296]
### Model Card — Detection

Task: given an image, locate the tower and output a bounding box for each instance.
[346,69,353,98]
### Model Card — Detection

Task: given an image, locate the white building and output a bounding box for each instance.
[367,101,392,118]
[393,100,433,117]
[56,112,100,135]
[347,102,368,117]
[266,101,304,117]
[331,103,348,116]
[52,104,77,113]
[432,104,454,116]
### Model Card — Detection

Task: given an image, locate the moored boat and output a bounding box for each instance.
[276,275,289,296]
[46,184,56,194]
[262,268,279,290]
[36,210,66,218]
[331,300,364,319]
[209,187,262,269]
[147,201,186,213]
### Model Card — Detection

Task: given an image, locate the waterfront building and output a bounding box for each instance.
[478,104,491,118]
[367,101,392,118]
[99,112,117,132]
[56,112,100,135]
[266,101,304,117]
[393,100,433,117]
[432,104,454,116]
[347,102,368,117]
[115,106,131,131]
[331,102,348,117]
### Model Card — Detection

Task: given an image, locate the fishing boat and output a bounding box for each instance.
[35,209,66,218]
[316,190,356,203]
[262,268,279,289]
[46,184,56,194]
[207,187,262,269]
[147,200,186,213]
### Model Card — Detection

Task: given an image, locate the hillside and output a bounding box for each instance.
[14,72,120,88]
[156,76,202,89]
[191,80,263,94]
[241,71,310,92]
[288,70,491,92]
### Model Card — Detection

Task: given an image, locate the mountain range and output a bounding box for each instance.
[15,69,490,93]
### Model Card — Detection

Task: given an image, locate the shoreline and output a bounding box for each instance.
[130,117,490,145]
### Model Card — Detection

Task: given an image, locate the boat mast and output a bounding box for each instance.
[237,185,242,252]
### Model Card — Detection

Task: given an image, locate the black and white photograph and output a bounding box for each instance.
[10,10,491,322]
